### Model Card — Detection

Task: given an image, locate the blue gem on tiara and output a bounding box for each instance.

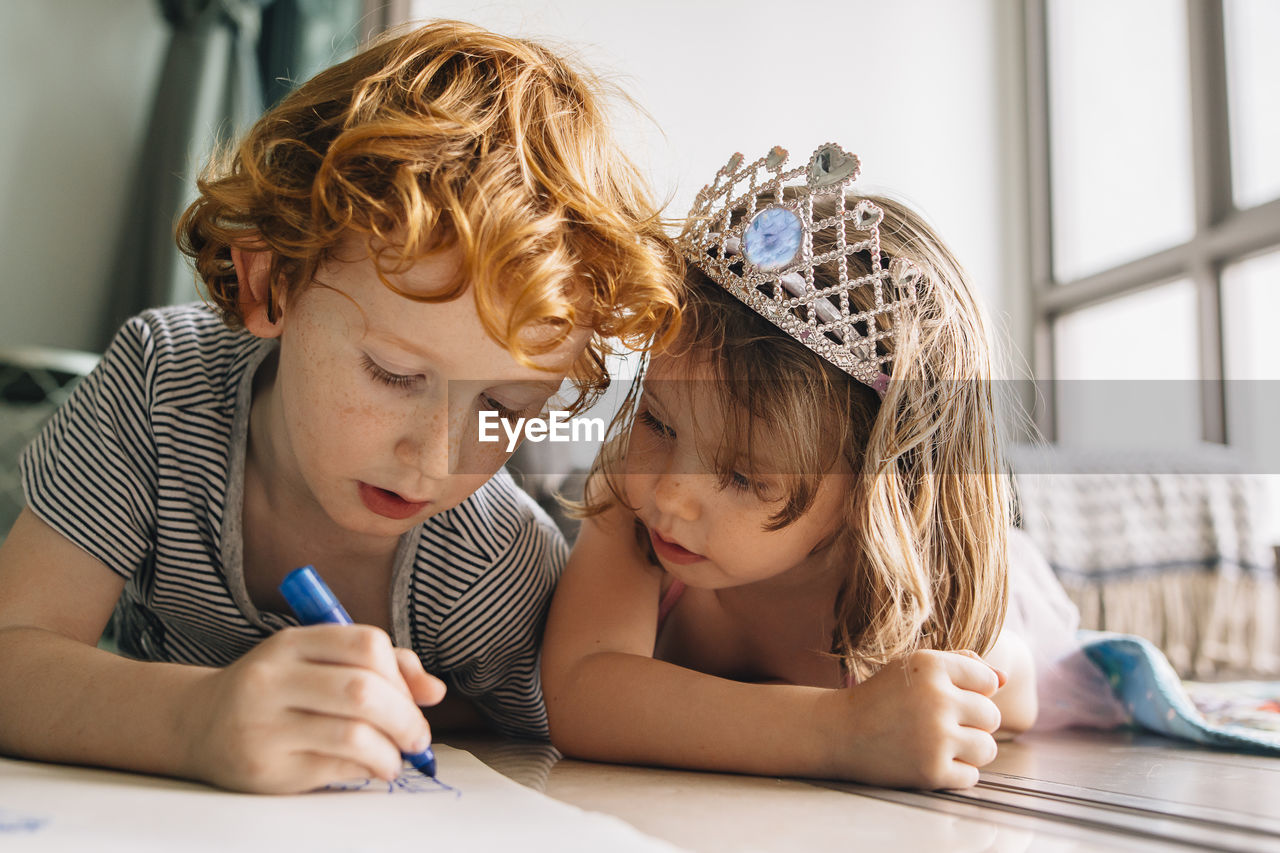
[742,207,802,272]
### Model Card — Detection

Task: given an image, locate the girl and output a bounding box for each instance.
[542,144,1037,790]
[0,21,680,793]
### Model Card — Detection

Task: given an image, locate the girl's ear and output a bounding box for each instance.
[231,245,285,339]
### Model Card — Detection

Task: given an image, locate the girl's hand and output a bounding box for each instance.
[180,625,447,793]
[825,649,1002,790]
[956,648,1009,688]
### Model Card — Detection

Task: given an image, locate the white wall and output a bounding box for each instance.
[0,1,1022,361]
[0,0,167,353]
[407,0,1020,344]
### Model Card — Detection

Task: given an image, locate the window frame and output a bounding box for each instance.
[1025,0,1280,441]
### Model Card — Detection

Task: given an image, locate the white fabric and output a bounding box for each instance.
[1007,528,1129,730]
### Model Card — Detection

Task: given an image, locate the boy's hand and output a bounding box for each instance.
[181,625,447,793]
[825,649,1002,790]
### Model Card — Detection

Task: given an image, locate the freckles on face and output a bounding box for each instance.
[269,241,594,529]
[275,293,394,478]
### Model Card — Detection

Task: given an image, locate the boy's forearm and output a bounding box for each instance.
[545,652,835,778]
[0,626,208,778]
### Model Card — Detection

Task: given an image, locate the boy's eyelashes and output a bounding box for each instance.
[479,394,524,422]
[360,353,537,420]
[361,353,422,389]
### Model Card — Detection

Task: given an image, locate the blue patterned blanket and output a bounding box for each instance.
[1082,631,1280,754]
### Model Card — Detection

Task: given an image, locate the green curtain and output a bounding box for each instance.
[259,0,365,109]
[103,0,364,348]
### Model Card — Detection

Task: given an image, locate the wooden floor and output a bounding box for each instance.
[453,729,1280,852]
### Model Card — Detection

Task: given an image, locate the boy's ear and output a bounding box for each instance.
[230,244,285,338]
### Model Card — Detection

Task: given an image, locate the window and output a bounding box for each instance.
[1046,0,1194,283]
[1026,0,1280,452]
[1224,0,1280,209]
[1222,248,1280,474]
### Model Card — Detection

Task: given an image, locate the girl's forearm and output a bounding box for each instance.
[545,651,838,778]
[0,626,209,778]
[987,631,1038,734]
[994,676,1038,734]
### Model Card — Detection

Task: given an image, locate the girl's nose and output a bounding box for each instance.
[652,469,702,523]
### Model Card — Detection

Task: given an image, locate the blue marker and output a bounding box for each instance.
[279,565,437,778]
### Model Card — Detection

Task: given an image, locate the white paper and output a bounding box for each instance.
[0,746,683,852]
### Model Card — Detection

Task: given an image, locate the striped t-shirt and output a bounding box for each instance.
[19,304,568,739]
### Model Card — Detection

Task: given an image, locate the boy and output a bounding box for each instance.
[0,20,681,793]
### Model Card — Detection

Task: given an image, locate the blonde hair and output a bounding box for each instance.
[177,19,682,407]
[585,194,1010,680]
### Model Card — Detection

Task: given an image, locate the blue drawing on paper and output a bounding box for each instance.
[324,768,460,797]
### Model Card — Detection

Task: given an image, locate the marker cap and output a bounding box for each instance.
[280,565,353,626]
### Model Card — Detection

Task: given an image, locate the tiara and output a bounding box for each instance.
[677,143,921,394]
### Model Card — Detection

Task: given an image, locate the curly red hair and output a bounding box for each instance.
[177,19,683,406]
